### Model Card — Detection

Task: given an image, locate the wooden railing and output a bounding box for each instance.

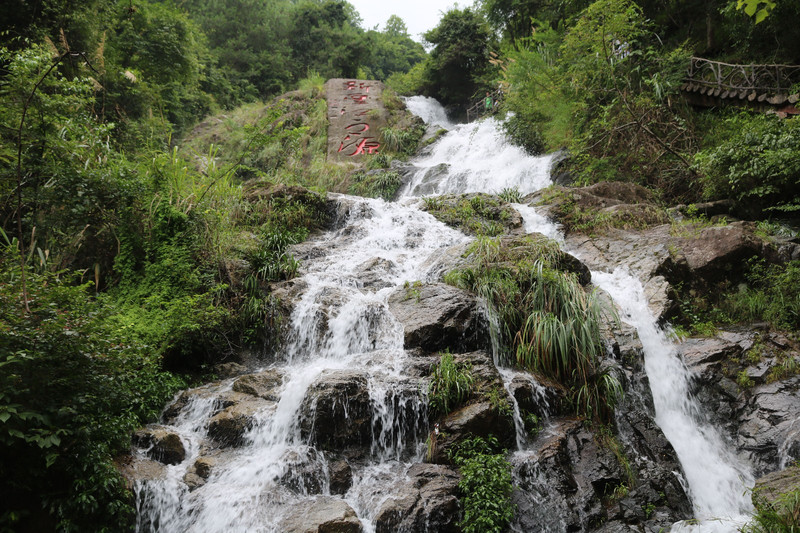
[466,89,503,122]
[682,57,800,105]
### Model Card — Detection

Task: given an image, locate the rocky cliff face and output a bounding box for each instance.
[123,183,800,532]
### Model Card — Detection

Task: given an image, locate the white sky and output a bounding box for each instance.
[348,0,465,43]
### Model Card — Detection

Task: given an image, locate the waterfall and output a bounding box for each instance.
[404,97,755,530]
[591,269,754,531]
[135,96,755,532]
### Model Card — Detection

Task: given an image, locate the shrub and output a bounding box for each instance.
[445,235,621,421]
[449,436,515,533]
[428,351,475,417]
[0,263,183,531]
[695,114,800,216]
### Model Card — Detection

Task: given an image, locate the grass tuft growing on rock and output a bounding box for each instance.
[445,233,621,421]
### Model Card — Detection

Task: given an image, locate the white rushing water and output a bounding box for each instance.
[591,269,754,531]
[401,115,554,197]
[136,196,470,532]
[137,97,754,532]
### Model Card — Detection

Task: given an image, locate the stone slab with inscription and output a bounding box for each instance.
[325,78,387,162]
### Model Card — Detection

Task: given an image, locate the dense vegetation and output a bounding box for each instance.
[0,1,425,529]
[2,0,800,530]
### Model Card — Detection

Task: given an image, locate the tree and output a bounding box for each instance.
[361,15,426,81]
[422,7,495,106]
[288,0,369,80]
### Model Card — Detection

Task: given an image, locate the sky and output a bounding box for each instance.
[347,0,464,44]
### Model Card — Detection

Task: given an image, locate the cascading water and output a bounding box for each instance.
[135,96,754,532]
[591,269,754,532]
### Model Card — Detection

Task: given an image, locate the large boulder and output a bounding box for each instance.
[510,417,691,532]
[278,496,363,533]
[232,369,284,400]
[374,463,460,533]
[132,427,186,465]
[207,396,273,447]
[679,329,800,476]
[388,282,489,353]
[277,446,328,495]
[300,370,372,450]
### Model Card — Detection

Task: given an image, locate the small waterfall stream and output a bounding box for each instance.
[135,96,754,532]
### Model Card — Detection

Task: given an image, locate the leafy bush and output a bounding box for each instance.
[449,436,514,533]
[0,263,183,531]
[695,114,800,216]
[445,235,621,421]
[428,351,475,417]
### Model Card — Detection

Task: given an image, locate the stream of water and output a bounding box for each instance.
[135,96,754,532]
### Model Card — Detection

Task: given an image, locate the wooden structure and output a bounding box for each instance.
[681,57,799,114]
[466,89,503,122]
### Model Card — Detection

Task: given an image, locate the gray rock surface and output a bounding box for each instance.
[279,496,363,533]
[133,427,186,465]
[387,282,489,353]
[374,464,460,533]
[299,370,372,450]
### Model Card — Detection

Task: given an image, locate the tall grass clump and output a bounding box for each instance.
[743,486,800,533]
[445,234,621,421]
[428,350,475,417]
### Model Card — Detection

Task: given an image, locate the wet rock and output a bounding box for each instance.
[354,257,398,291]
[430,401,515,463]
[752,466,800,506]
[279,496,363,533]
[511,416,691,532]
[374,463,460,533]
[299,370,372,450]
[194,456,216,479]
[679,329,800,476]
[328,460,353,495]
[404,163,450,196]
[278,446,327,495]
[506,374,564,420]
[388,282,489,353]
[183,472,205,491]
[669,221,766,287]
[207,398,271,447]
[115,454,166,489]
[214,361,248,378]
[232,369,283,400]
[132,427,186,465]
[737,376,800,476]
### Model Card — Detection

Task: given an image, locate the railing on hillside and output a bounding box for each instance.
[682,57,800,105]
[466,89,503,122]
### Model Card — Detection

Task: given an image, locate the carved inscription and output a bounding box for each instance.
[326,78,385,161]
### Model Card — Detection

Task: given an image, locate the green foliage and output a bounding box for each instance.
[742,486,800,533]
[349,170,402,200]
[422,194,515,236]
[449,435,515,533]
[497,187,522,203]
[108,0,214,131]
[0,264,183,531]
[736,0,777,24]
[719,259,800,331]
[445,232,620,421]
[361,17,427,81]
[428,351,475,417]
[694,114,800,216]
[420,7,496,106]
